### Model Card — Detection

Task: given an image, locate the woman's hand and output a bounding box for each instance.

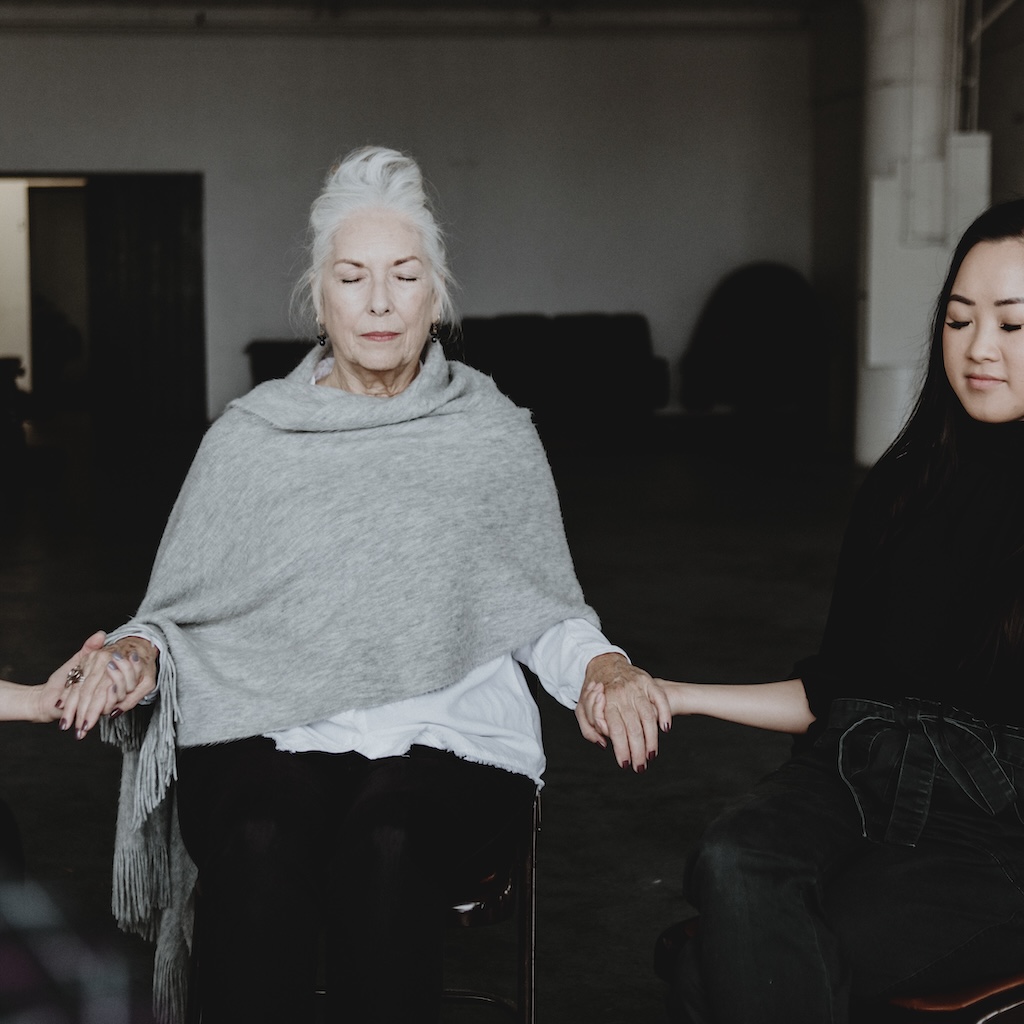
[58,634,159,739]
[0,632,108,723]
[575,652,672,772]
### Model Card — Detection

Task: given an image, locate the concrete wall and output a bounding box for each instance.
[0,24,812,416]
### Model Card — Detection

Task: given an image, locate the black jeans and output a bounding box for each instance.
[176,736,535,1024]
[671,699,1024,1024]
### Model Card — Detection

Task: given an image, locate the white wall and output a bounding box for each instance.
[0,180,31,389]
[0,27,812,416]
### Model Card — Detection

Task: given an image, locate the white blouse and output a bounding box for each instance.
[268,616,622,784]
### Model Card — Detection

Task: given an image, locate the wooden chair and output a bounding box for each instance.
[877,974,1024,1022]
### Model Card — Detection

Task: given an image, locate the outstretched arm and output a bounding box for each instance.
[658,677,815,735]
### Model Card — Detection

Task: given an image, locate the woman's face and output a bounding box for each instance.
[317,208,440,396]
[943,238,1024,423]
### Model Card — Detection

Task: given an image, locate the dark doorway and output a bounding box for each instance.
[84,174,206,440]
[22,173,206,544]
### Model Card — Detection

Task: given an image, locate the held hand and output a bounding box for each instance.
[575,653,672,773]
[0,632,108,724]
[35,631,108,723]
[58,634,158,739]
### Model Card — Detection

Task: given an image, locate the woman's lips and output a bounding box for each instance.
[966,374,1005,390]
[362,332,399,342]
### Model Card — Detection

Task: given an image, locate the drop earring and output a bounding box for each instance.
[429,320,441,344]
[316,322,328,346]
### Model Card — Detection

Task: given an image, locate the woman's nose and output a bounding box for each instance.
[966,324,1000,361]
[368,279,392,315]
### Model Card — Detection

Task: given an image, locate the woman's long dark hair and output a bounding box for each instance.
[879,197,1024,655]
[881,197,1024,517]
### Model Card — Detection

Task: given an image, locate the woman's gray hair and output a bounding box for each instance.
[294,146,456,332]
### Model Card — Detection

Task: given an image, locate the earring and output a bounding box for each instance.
[429,320,441,343]
[316,322,328,346]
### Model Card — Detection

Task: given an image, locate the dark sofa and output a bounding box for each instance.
[246,312,669,451]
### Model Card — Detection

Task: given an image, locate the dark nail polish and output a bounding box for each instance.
[110,709,123,720]
[637,763,647,775]
[59,719,69,731]
[54,700,63,710]
[621,760,631,770]
[76,728,87,740]
[112,652,123,660]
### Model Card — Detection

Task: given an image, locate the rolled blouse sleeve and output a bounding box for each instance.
[514,618,626,710]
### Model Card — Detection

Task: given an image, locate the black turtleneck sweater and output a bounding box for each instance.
[799,419,1024,732]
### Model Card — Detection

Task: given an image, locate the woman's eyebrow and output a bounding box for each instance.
[332,255,422,268]
[949,294,1024,306]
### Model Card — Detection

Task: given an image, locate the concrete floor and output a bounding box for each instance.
[0,417,861,1022]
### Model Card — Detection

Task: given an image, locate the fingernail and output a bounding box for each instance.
[112,652,123,660]
[54,700,63,710]
[130,652,139,663]
[661,721,672,733]
[597,739,607,749]
[76,728,87,740]
[637,763,647,775]
[108,660,119,672]
[621,760,631,770]
[648,750,657,761]
[110,709,123,720]
[59,719,69,731]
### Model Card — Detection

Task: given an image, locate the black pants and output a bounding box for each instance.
[671,699,1024,1024]
[176,737,535,1024]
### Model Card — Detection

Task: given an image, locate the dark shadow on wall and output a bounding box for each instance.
[678,261,837,465]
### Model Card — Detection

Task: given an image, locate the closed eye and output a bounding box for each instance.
[946,319,970,329]
[1001,323,1023,332]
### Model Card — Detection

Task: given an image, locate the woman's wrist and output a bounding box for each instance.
[662,680,698,718]
[0,680,47,723]
[105,636,157,659]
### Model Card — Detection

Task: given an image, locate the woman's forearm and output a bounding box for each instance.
[662,678,815,735]
[0,680,52,723]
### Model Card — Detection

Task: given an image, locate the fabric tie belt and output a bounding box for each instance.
[832,697,1023,847]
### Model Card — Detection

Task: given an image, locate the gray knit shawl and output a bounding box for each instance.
[101,341,597,1022]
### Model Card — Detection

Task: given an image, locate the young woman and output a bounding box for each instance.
[644,198,1024,1024]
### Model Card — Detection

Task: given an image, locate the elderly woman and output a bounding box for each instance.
[56,146,667,1024]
